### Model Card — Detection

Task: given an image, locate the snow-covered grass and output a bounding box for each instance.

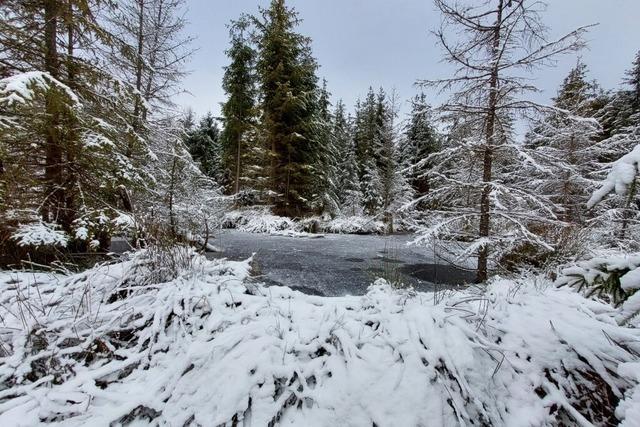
[1,249,639,425]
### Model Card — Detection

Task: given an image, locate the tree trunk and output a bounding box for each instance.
[234,136,242,194]
[43,0,64,225]
[131,0,145,144]
[476,0,503,283]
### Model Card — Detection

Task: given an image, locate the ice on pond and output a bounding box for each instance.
[207,230,475,296]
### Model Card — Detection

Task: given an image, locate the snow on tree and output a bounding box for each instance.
[183,112,224,184]
[333,102,364,216]
[587,51,640,245]
[143,119,228,246]
[414,0,590,282]
[310,79,340,216]
[398,94,441,204]
[525,61,603,227]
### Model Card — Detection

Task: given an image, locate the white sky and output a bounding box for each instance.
[175,0,640,122]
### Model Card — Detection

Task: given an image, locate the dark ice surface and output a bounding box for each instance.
[207,231,474,297]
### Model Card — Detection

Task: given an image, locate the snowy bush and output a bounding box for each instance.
[1,252,639,425]
[321,215,386,234]
[11,222,69,248]
[556,252,640,324]
[223,208,299,234]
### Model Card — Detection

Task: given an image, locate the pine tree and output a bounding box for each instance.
[220,19,258,195]
[400,94,440,201]
[184,113,223,184]
[0,0,150,252]
[526,61,602,225]
[333,102,363,215]
[310,80,339,216]
[254,0,320,217]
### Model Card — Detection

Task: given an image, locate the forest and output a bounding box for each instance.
[1,0,640,426]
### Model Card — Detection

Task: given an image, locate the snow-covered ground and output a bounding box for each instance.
[208,230,475,296]
[0,249,639,426]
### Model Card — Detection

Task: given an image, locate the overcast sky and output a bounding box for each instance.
[175,0,640,121]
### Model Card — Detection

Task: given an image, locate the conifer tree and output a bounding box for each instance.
[311,80,339,216]
[333,102,363,215]
[184,113,223,184]
[588,51,640,244]
[220,19,258,195]
[0,0,150,252]
[400,94,440,200]
[417,0,588,282]
[254,0,320,217]
[526,61,602,225]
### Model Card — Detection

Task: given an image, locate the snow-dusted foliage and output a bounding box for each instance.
[556,251,640,324]
[223,208,299,234]
[321,215,386,235]
[0,253,639,425]
[589,144,640,208]
[11,222,69,248]
[223,209,394,235]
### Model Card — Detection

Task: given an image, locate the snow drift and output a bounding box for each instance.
[0,249,639,426]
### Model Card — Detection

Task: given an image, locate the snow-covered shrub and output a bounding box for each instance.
[556,252,640,324]
[321,215,386,234]
[1,255,639,425]
[11,222,69,248]
[222,208,299,234]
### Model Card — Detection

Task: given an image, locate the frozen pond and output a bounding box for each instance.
[207,231,474,297]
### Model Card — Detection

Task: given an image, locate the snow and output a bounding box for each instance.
[0,71,80,106]
[11,222,69,248]
[223,208,299,234]
[321,215,386,234]
[555,251,640,324]
[588,144,640,208]
[223,209,389,236]
[0,250,638,425]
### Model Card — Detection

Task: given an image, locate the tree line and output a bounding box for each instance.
[2,0,639,284]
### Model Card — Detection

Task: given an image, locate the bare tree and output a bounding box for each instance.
[416,0,590,281]
[108,0,194,128]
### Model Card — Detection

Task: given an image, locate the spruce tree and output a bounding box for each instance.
[0,0,151,251]
[220,19,258,195]
[333,102,363,215]
[400,94,440,201]
[255,0,320,217]
[527,61,602,225]
[311,80,339,216]
[184,113,223,184]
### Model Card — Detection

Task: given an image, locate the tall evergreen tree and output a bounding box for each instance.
[526,61,602,225]
[220,19,258,195]
[400,94,440,201]
[333,102,363,215]
[254,0,320,217]
[184,113,223,184]
[312,80,340,215]
[0,0,151,250]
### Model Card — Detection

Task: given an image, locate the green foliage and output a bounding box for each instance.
[255,0,321,216]
[220,19,258,195]
[562,265,634,307]
[184,113,223,183]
